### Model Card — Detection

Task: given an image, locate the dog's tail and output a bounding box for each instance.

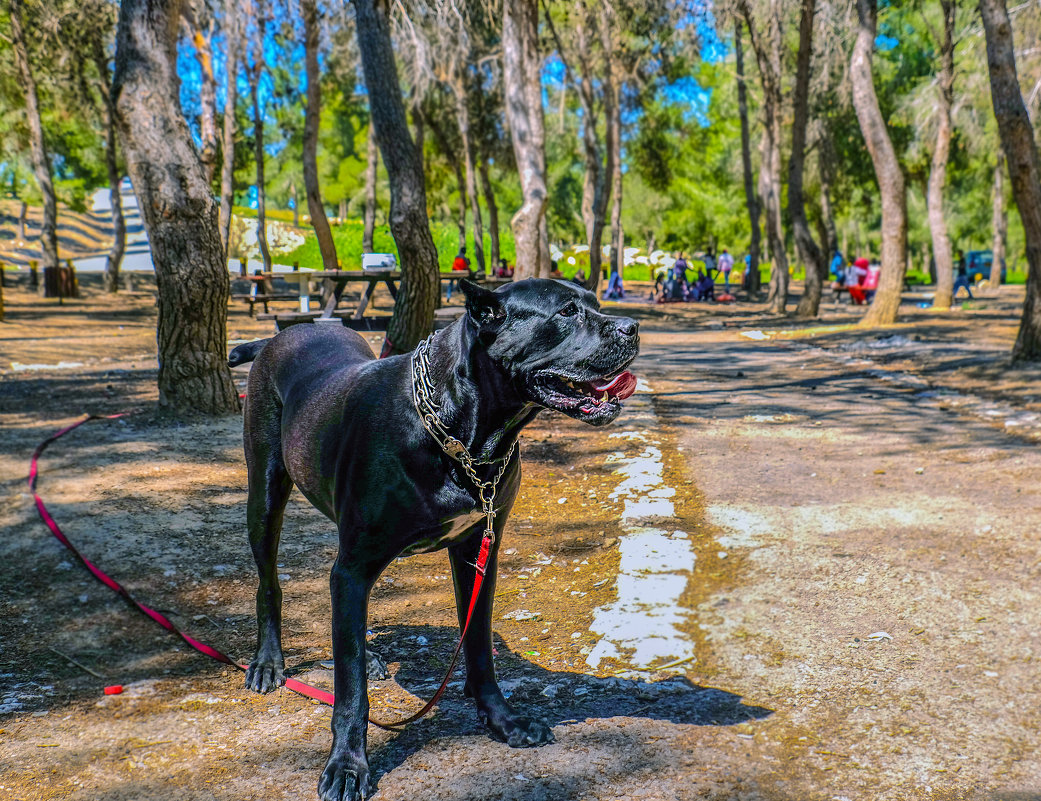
[228,339,270,368]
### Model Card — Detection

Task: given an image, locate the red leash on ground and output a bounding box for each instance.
[28,413,489,730]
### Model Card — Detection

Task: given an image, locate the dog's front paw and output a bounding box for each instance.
[318,754,371,801]
[480,708,556,748]
[244,659,285,694]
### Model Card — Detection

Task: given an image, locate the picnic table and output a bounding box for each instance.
[251,269,513,331]
[255,269,401,330]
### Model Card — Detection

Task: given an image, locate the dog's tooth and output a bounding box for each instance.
[601,391,609,402]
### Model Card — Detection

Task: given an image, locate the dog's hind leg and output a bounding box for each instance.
[449,529,555,748]
[243,399,294,694]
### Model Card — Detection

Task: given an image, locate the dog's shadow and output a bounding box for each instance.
[289,623,772,783]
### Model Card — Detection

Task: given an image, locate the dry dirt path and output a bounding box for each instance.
[2,282,1041,800]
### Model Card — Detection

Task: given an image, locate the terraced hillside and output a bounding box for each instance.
[0,185,144,269]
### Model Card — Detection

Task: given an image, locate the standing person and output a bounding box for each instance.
[830,249,845,280]
[718,247,735,292]
[700,247,716,278]
[446,246,470,301]
[952,249,974,301]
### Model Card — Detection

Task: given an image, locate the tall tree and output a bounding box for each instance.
[112,0,239,414]
[184,0,218,185]
[790,0,828,318]
[980,0,1041,361]
[991,149,1007,289]
[362,119,378,253]
[9,0,59,273]
[734,18,761,294]
[851,0,907,326]
[925,0,956,311]
[90,22,126,293]
[353,0,439,355]
[740,0,789,314]
[544,2,614,292]
[246,0,272,271]
[502,0,549,279]
[219,0,240,254]
[301,0,339,271]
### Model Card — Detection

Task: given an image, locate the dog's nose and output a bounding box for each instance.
[615,318,639,338]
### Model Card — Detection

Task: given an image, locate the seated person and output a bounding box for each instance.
[846,258,870,305]
[691,269,715,302]
[495,258,513,278]
[549,260,565,280]
[572,268,588,288]
[446,247,471,301]
[603,270,624,299]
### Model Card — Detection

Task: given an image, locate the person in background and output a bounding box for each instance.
[495,258,513,278]
[830,249,845,280]
[952,249,974,301]
[572,268,587,288]
[718,247,735,293]
[446,246,470,301]
[549,260,565,280]
[846,257,870,305]
[603,270,624,299]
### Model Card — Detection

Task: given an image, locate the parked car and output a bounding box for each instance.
[966,250,1006,284]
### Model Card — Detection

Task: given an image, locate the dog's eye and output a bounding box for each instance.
[558,301,580,317]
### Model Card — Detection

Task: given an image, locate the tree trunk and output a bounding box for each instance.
[219,0,239,255]
[927,0,956,311]
[791,0,828,318]
[991,148,1007,288]
[113,0,239,415]
[17,200,28,242]
[10,0,59,272]
[851,0,907,326]
[818,131,840,260]
[363,119,378,253]
[454,83,485,273]
[185,3,218,185]
[479,157,500,268]
[980,0,1041,361]
[607,59,623,279]
[454,160,467,252]
[248,1,271,272]
[735,20,761,294]
[741,0,787,311]
[352,0,439,355]
[93,40,126,293]
[301,0,338,271]
[503,0,549,279]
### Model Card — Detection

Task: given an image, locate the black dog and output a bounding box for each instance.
[229,278,639,801]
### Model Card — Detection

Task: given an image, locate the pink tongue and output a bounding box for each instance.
[592,370,637,400]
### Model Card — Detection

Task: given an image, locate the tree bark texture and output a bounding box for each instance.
[248,0,272,272]
[301,0,339,271]
[10,0,59,272]
[735,20,761,294]
[112,0,239,415]
[363,119,378,253]
[817,130,840,261]
[219,0,239,254]
[479,157,500,267]
[185,2,218,186]
[927,0,956,311]
[741,0,787,312]
[454,84,485,272]
[352,0,439,354]
[980,0,1041,361]
[790,0,828,318]
[991,148,1007,288]
[851,0,907,326]
[92,38,126,293]
[503,0,549,279]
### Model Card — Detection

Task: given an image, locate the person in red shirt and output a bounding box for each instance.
[446,248,471,301]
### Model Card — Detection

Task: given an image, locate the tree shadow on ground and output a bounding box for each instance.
[286,623,773,788]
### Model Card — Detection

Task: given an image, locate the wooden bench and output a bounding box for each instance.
[231,274,318,317]
[256,306,465,333]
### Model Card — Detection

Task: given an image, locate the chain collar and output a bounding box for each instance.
[411,336,516,541]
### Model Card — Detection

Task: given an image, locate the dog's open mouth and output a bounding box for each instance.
[535,368,638,422]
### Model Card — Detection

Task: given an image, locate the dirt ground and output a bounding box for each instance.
[2,275,1041,801]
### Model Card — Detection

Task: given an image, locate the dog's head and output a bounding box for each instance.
[460,278,640,426]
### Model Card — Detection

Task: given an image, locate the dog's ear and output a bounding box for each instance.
[460,279,506,332]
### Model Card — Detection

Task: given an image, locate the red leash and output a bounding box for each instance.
[28,413,490,730]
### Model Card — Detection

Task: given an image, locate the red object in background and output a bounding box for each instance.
[853,257,870,268]
[104,685,123,695]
